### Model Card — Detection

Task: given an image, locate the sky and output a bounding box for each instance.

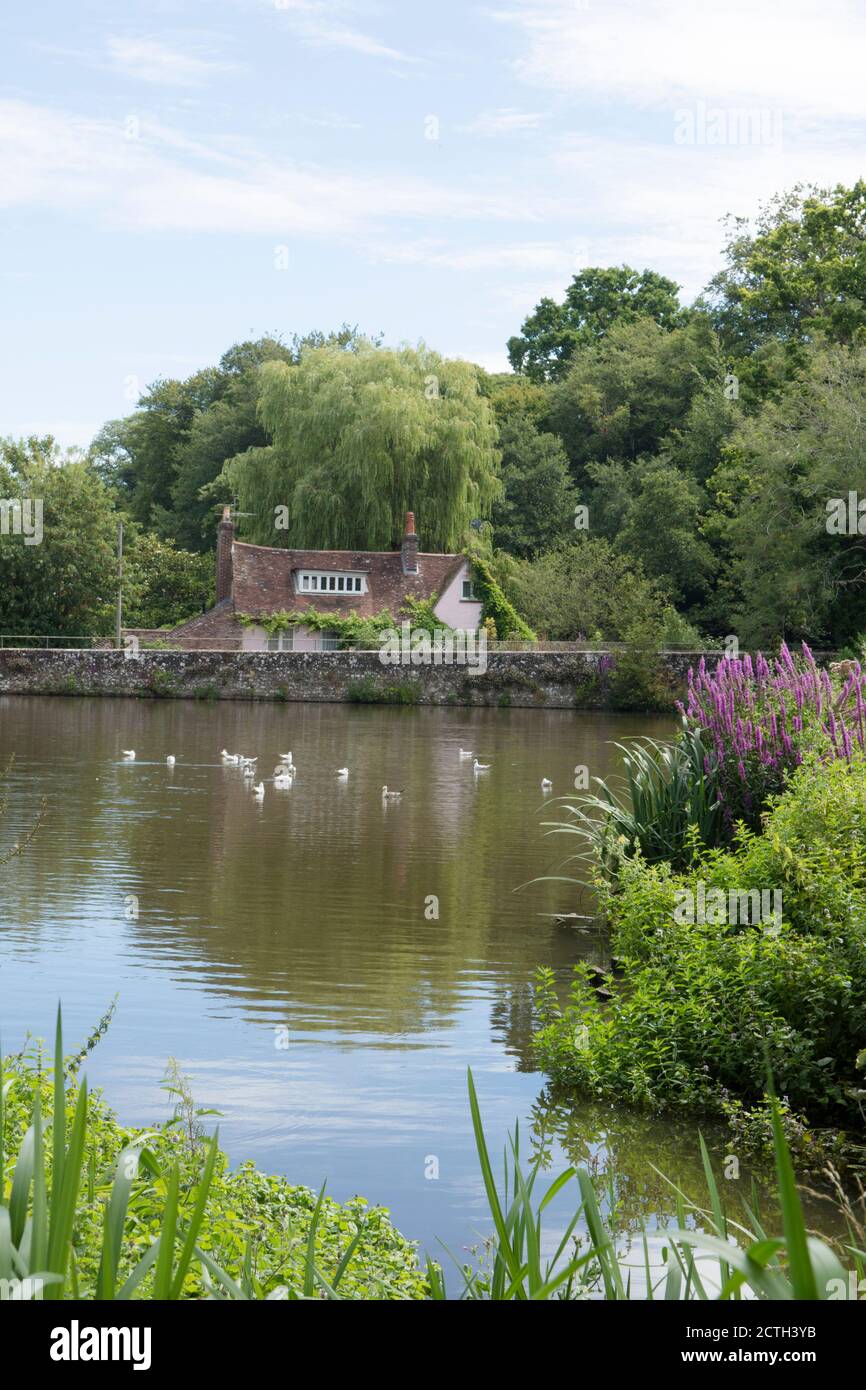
[2,0,866,449]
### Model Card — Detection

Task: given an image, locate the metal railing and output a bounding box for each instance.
[0,634,102,650]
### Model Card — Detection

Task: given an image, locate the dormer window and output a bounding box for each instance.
[298,571,366,595]
[461,578,478,600]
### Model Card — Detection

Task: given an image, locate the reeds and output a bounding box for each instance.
[540,725,722,883]
[431,1070,861,1301]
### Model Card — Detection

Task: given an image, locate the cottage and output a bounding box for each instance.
[168,509,482,651]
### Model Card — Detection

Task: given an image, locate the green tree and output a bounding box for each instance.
[490,416,577,558]
[0,437,118,637]
[218,340,501,552]
[507,266,684,382]
[123,533,214,629]
[479,371,551,428]
[90,331,361,547]
[91,370,223,528]
[615,459,715,609]
[546,315,723,479]
[706,181,866,366]
[709,341,866,646]
[505,537,667,642]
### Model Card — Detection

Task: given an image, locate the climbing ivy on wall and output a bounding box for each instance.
[237,596,454,648]
[465,554,536,639]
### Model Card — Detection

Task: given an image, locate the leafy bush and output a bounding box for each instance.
[608,609,678,711]
[346,676,420,705]
[535,754,866,1144]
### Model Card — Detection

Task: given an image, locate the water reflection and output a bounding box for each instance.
[4,694,842,1272]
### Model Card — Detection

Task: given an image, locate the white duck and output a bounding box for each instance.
[239,756,257,767]
[336,767,349,780]
[541,777,553,790]
[122,750,135,760]
[458,748,473,758]
[278,752,294,765]
[274,771,293,789]
[253,782,265,801]
[243,764,257,779]
[166,755,176,767]
[381,785,403,800]
[473,759,491,772]
[221,750,240,764]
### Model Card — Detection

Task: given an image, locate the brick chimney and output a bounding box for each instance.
[216,505,234,602]
[401,511,419,574]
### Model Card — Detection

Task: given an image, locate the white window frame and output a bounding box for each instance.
[297,571,366,595]
[267,630,295,652]
[461,578,478,601]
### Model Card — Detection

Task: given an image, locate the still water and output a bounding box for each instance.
[0,696,842,1282]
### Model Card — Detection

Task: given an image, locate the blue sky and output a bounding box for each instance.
[2,0,865,448]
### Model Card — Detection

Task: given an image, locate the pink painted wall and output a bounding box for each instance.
[434,560,482,630]
[241,624,320,651]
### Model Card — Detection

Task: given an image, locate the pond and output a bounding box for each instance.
[0,695,845,1287]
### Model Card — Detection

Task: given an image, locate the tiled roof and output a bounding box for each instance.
[168,599,242,649]
[231,541,464,619]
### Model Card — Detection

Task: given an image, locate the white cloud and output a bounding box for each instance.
[453,349,513,373]
[369,238,582,273]
[551,129,866,300]
[106,38,238,87]
[495,0,866,120]
[0,100,532,237]
[457,108,547,137]
[272,0,414,63]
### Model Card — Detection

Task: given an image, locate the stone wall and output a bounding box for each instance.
[0,647,708,709]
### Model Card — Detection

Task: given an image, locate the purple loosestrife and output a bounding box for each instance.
[677,643,866,832]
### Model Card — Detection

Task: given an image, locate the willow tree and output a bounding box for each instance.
[218,341,501,551]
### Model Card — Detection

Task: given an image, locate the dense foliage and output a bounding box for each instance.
[536,753,866,1148]
[535,649,866,1151]
[217,341,501,554]
[0,438,118,638]
[507,265,684,382]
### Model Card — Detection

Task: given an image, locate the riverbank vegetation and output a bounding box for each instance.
[4,1027,862,1300]
[0,1011,428,1300]
[6,182,866,659]
[535,645,866,1160]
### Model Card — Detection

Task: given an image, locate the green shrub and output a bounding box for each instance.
[608,610,677,711]
[147,668,178,699]
[535,754,866,1146]
[346,676,420,705]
